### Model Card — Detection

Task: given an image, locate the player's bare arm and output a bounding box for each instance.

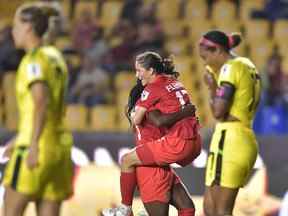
[148,104,196,127]
[26,81,49,169]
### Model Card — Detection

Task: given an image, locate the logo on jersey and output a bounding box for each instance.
[220,64,231,77]
[141,90,149,101]
[27,63,42,79]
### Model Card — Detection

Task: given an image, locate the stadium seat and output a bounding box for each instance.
[100,1,123,29]
[164,39,191,56]
[116,90,131,132]
[240,0,265,24]
[244,20,270,43]
[161,20,186,38]
[90,105,117,131]
[75,1,98,20]
[174,55,194,74]
[185,0,208,24]
[188,19,213,42]
[211,0,237,25]
[156,0,180,21]
[54,36,72,50]
[114,71,136,91]
[273,20,288,44]
[2,72,18,130]
[65,104,88,131]
[249,40,274,69]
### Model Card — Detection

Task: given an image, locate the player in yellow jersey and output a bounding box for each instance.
[2,3,73,216]
[198,30,261,216]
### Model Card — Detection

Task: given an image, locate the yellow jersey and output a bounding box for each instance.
[217,57,261,127]
[15,46,68,147]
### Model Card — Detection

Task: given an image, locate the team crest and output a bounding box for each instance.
[141,90,149,101]
[27,63,42,79]
[220,64,231,77]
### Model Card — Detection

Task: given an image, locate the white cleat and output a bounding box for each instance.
[102,204,132,216]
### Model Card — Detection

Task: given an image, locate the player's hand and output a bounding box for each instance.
[203,70,217,92]
[3,138,15,158]
[182,104,196,117]
[26,147,39,169]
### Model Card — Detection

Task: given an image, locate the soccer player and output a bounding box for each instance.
[198,30,261,216]
[2,4,73,216]
[126,80,196,216]
[103,51,202,216]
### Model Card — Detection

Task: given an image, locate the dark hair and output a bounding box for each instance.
[203,30,242,52]
[125,79,145,124]
[18,4,59,38]
[136,51,179,77]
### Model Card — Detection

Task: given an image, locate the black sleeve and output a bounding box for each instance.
[215,82,235,101]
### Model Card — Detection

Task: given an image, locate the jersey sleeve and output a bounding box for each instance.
[218,62,240,87]
[24,54,49,88]
[136,85,161,110]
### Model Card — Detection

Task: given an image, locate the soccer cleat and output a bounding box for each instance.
[102,204,132,216]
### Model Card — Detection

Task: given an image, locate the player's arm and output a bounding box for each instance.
[132,106,147,125]
[211,82,235,120]
[27,81,49,169]
[147,104,196,127]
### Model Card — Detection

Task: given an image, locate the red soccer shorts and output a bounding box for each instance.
[136,166,181,203]
[136,134,202,167]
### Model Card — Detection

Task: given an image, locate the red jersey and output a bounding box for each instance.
[136,75,199,139]
[135,116,163,145]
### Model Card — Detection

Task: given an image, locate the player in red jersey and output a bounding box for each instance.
[103,52,202,216]
[130,81,196,216]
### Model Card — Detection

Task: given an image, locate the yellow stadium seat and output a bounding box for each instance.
[65,104,88,131]
[3,72,18,130]
[90,105,117,131]
[165,39,191,56]
[174,55,194,73]
[244,20,270,42]
[212,0,237,24]
[100,1,123,29]
[161,20,186,38]
[185,0,208,24]
[115,71,136,91]
[116,90,131,132]
[249,41,275,69]
[54,36,72,50]
[156,0,180,21]
[75,1,98,20]
[240,0,265,24]
[273,20,288,44]
[188,19,213,42]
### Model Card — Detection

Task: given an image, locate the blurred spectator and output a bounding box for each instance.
[68,55,110,107]
[107,20,137,72]
[261,54,286,106]
[86,27,108,65]
[0,26,24,78]
[251,0,288,21]
[120,0,143,25]
[134,20,164,54]
[72,8,100,52]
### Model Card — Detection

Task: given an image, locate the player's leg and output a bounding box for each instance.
[3,186,30,216]
[35,200,62,216]
[143,201,169,216]
[203,186,216,216]
[170,181,195,216]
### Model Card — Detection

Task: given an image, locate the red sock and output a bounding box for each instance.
[120,171,137,206]
[178,208,195,216]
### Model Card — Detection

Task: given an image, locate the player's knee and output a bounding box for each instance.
[203,200,214,216]
[215,207,233,216]
[120,153,132,168]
